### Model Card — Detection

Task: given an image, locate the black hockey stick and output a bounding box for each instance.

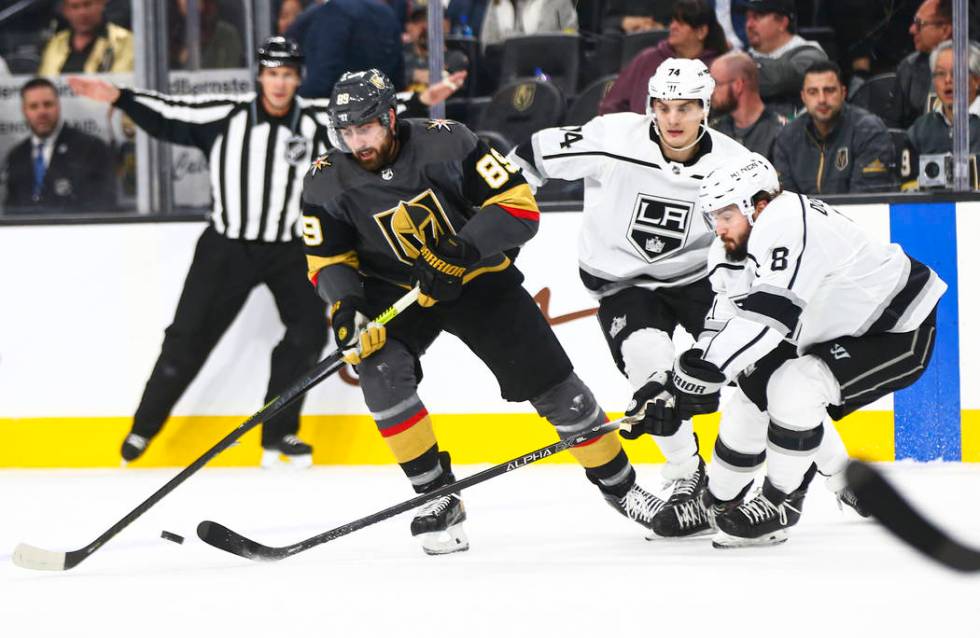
[197,418,628,561]
[11,288,420,571]
[846,460,980,573]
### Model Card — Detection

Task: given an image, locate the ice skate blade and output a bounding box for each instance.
[645,526,713,541]
[711,530,788,549]
[419,523,469,556]
[260,450,313,469]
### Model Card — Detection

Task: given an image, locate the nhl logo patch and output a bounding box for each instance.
[284,136,309,166]
[626,194,693,263]
[381,168,394,180]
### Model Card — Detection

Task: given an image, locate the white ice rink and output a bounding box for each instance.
[3,463,979,637]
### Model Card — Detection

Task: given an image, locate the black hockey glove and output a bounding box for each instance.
[622,372,681,438]
[411,235,479,307]
[669,349,726,420]
[330,295,386,365]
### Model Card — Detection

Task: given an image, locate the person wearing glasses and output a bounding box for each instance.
[907,40,980,188]
[884,0,952,129]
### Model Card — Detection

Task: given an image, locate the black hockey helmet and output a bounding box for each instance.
[327,69,398,152]
[257,36,304,70]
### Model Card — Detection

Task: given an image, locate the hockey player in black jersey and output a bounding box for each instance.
[302,69,663,554]
[631,154,946,548]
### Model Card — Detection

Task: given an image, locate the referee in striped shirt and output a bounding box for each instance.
[69,37,329,467]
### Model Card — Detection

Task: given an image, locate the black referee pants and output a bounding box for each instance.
[132,226,327,447]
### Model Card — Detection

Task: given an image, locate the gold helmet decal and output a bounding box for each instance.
[374,189,457,265]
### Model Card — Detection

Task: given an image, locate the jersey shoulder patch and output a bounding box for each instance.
[407,117,477,161]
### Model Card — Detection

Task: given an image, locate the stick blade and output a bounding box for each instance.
[197,520,282,562]
[12,543,68,571]
[846,460,980,573]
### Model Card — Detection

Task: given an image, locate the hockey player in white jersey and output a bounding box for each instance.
[508,58,753,538]
[631,153,946,548]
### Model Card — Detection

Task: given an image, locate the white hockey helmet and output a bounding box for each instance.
[646,58,715,118]
[698,153,780,226]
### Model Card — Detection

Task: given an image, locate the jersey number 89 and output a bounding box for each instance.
[476,148,519,189]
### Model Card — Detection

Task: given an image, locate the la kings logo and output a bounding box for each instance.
[374,189,457,265]
[627,194,693,263]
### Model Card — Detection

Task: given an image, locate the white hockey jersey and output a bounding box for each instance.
[510,112,752,297]
[698,192,947,381]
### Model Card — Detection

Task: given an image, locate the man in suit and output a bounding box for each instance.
[2,77,116,213]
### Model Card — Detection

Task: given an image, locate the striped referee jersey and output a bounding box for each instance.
[115,88,331,242]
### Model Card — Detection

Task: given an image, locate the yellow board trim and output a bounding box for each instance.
[0,410,929,468]
[962,409,980,462]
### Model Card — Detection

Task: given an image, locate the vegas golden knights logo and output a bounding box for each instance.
[512,83,536,112]
[374,189,457,265]
[835,147,849,171]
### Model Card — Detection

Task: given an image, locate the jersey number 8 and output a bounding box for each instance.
[476,148,519,189]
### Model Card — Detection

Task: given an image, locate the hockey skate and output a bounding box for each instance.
[712,466,816,549]
[260,434,313,469]
[120,433,151,464]
[604,482,666,531]
[648,456,711,539]
[824,467,870,517]
[411,493,469,555]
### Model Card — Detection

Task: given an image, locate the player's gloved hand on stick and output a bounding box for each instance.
[411,235,478,307]
[330,296,386,365]
[622,371,679,439]
[669,349,726,419]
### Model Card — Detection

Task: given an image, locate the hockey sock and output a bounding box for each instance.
[372,394,442,492]
[708,433,766,501]
[815,419,848,477]
[652,420,699,479]
[766,420,824,495]
[583,447,636,499]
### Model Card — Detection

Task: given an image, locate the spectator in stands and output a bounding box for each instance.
[1,77,115,213]
[169,0,244,69]
[480,0,578,48]
[601,0,672,34]
[907,40,980,157]
[885,0,952,129]
[709,50,785,159]
[277,0,305,35]
[772,60,896,194]
[736,0,826,117]
[403,1,467,91]
[822,0,916,90]
[599,0,729,115]
[37,0,134,74]
[288,0,404,97]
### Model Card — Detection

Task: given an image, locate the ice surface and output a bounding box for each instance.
[3,463,979,637]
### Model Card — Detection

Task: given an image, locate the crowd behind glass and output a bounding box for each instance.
[0,0,977,219]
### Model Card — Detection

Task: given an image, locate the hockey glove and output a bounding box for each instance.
[411,235,478,307]
[330,296,386,365]
[622,371,681,438]
[669,349,726,419]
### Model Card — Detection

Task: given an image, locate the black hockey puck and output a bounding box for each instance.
[161,530,185,544]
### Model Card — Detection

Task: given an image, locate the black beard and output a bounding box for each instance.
[725,240,748,262]
[352,132,399,172]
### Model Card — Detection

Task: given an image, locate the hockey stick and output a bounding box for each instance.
[11,288,420,571]
[845,460,980,573]
[197,418,628,561]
